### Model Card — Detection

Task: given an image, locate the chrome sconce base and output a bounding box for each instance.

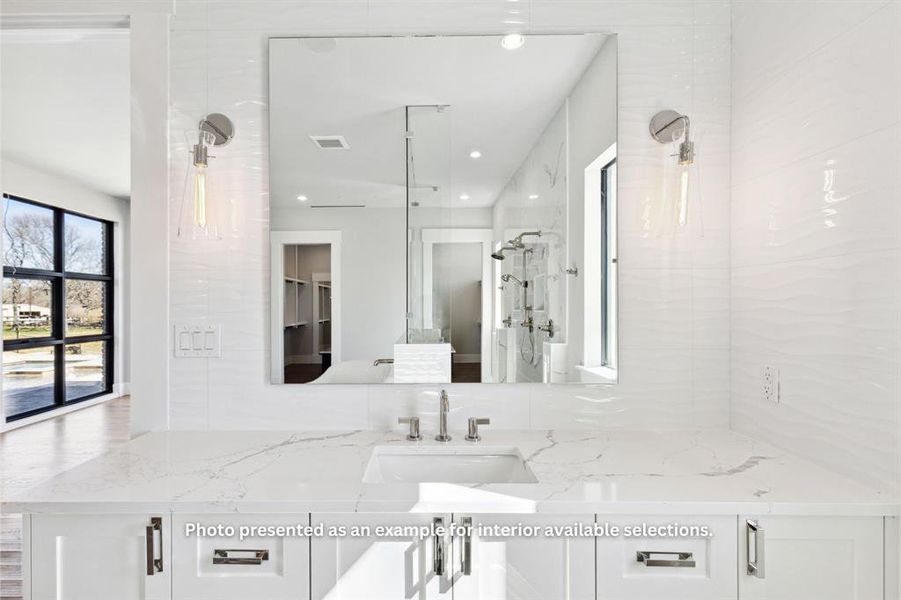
[649,109,693,165]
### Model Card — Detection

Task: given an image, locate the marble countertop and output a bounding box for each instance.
[3,429,898,515]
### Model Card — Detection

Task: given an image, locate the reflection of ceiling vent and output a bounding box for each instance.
[310,135,350,150]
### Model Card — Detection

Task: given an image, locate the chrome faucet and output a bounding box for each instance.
[435,389,451,442]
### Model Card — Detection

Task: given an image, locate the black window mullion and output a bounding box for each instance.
[53,209,65,407]
[4,193,115,420]
[60,272,111,282]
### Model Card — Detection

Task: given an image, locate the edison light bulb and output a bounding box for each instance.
[193,164,208,228]
[678,168,689,227]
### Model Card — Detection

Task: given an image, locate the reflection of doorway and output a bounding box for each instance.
[282,244,331,383]
[270,231,341,384]
[421,229,493,382]
[433,243,481,382]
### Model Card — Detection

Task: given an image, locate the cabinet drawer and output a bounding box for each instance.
[172,514,309,600]
[596,515,737,600]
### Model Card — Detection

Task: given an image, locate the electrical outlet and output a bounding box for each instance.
[763,365,780,404]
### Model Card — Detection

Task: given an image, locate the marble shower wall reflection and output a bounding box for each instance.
[492,109,568,383]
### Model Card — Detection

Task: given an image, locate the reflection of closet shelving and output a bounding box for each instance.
[313,279,332,354]
[283,247,311,328]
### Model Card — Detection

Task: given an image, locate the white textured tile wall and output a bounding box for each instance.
[730,0,901,493]
[168,0,731,431]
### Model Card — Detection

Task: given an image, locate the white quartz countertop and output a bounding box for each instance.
[3,429,898,515]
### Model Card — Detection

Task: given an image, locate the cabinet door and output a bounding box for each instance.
[738,516,883,600]
[171,514,309,599]
[30,514,170,600]
[311,513,452,600]
[451,513,595,600]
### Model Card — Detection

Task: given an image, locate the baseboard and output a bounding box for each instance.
[285,355,322,366]
[2,389,125,432]
[453,354,481,363]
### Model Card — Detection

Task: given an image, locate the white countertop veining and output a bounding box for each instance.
[3,429,897,515]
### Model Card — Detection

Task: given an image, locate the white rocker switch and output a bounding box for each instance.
[174,323,222,357]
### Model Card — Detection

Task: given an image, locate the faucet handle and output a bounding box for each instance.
[398,416,422,441]
[465,417,490,442]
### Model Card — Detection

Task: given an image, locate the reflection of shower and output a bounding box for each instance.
[490,230,543,260]
[493,230,546,373]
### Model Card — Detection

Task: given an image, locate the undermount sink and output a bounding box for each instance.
[362,445,538,484]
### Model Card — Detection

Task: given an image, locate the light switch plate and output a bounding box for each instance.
[763,365,780,404]
[174,323,221,357]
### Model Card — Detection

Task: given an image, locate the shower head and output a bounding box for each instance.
[501,274,525,286]
[491,245,517,260]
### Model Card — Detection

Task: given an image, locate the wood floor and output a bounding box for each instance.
[0,396,132,600]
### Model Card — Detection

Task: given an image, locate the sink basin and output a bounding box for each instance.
[362,446,538,484]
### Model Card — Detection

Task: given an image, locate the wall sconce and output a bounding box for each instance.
[178,113,235,239]
[650,110,693,227]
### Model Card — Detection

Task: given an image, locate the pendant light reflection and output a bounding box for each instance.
[178,113,236,240]
[650,110,694,229]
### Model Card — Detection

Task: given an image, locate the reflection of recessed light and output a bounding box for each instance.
[459,194,470,201]
[297,195,308,202]
[528,194,539,200]
[501,34,525,50]
[469,150,482,159]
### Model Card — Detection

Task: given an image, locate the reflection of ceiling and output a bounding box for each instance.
[270,34,607,209]
[0,29,131,200]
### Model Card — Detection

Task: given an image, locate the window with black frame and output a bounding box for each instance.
[2,194,114,421]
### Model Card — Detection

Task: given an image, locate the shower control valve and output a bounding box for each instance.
[537,319,555,338]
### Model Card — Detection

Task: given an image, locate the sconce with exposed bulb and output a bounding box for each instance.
[650,110,694,227]
[178,113,236,240]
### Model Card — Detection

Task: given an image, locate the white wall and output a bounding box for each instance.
[168,0,731,431]
[1,159,131,391]
[730,0,901,493]
[566,36,618,375]
[273,208,406,361]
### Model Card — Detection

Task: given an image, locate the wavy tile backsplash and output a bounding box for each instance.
[167,1,731,430]
[730,0,901,493]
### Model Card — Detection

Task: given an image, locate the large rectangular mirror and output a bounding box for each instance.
[269,34,617,384]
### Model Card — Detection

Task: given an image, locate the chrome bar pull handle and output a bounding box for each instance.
[636,551,695,568]
[746,519,765,578]
[213,549,270,565]
[145,517,163,575]
[461,516,473,575]
[433,517,447,576]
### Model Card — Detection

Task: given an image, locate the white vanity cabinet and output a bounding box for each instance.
[29,514,171,600]
[23,511,893,600]
[450,513,595,600]
[310,513,453,600]
[737,516,884,600]
[170,514,310,600]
